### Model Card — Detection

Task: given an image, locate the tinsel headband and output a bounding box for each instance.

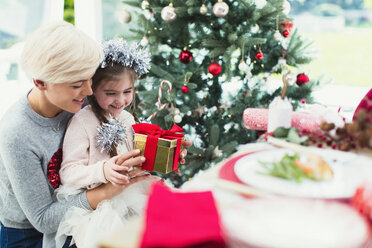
[100,38,151,77]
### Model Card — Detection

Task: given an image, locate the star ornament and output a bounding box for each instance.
[193,103,207,117]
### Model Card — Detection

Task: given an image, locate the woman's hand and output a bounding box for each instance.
[103,149,146,187]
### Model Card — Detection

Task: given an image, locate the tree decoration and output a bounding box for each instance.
[179,47,193,64]
[296,73,309,86]
[281,21,293,38]
[173,108,182,123]
[282,0,291,15]
[283,29,290,38]
[273,15,282,41]
[251,24,260,33]
[238,44,252,75]
[181,72,192,94]
[161,2,177,22]
[118,8,131,24]
[141,0,150,10]
[238,60,250,72]
[147,80,173,122]
[200,3,208,15]
[254,0,267,9]
[208,62,222,76]
[140,36,149,46]
[255,50,264,60]
[274,30,282,41]
[212,0,229,18]
[181,86,189,93]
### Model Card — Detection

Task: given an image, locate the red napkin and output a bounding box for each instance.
[140,183,226,248]
[353,88,372,120]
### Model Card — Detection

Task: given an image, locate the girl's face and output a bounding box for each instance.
[94,72,134,117]
[43,76,93,116]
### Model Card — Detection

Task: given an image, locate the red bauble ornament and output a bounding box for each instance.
[208,62,222,76]
[179,49,193,64]
[283,29,290,37]
[296,73,310,86]
[181,85,189,93]
[255,51,264,60]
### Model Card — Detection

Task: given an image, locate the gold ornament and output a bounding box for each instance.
[141,0,150,9]
[118,8,131,24]
[200,4,208,15]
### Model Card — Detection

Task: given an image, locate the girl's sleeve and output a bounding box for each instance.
[60,116,108,188]
[0,131,92,235]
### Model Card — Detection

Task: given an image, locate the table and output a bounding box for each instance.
[99,143,372,248]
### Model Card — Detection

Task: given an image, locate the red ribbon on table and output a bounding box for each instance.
[132,123,184,172]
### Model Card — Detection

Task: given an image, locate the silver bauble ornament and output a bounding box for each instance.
[141,0,150,9]
[161,5,177,22]
[251,24,260,33]
[274,30,282,41]
[200,4,208,15]
[283,0,291,15]
[174,114,182,123]
[238,61,250,72]
[212,0,229,18]
[285,72,296,85]
[118,8,131,24]
[140,36,149,46]
[255,0,267,9]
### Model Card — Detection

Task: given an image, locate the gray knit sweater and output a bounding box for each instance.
[0,93,92,247]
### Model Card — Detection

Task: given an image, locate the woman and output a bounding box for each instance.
[0,21,151,248]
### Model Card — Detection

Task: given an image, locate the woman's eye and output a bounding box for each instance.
[106,93,116,96]
[124,90,132,94]
[72,85,82,89]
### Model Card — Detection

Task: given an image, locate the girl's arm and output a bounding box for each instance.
[60,115,108,188]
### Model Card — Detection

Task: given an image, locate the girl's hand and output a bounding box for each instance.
[179,140,192,165]
[103,149,146,187]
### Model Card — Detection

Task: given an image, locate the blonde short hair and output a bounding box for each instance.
[21,21,103,84]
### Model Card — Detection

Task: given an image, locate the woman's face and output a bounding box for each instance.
[44,76,94,115]
[94,72,134,117]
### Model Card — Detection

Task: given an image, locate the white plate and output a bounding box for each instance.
[234,148,372,199]
[222,198,370,248]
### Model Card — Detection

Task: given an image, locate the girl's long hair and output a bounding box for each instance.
[88,63,139,157]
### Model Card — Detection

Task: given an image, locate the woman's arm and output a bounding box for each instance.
[0,134,89,235]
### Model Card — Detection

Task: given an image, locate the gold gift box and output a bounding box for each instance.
[134,134,179,174]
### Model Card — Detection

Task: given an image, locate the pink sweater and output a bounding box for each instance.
[60,105,135,189]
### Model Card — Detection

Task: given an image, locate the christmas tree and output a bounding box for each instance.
[123,0,323,186]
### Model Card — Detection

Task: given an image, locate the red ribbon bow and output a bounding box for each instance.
[132,123,184,172]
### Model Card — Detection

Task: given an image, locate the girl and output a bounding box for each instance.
[56,38,160,247]
[0,22,147,248]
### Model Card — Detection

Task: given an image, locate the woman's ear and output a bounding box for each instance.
[33,79,47,90]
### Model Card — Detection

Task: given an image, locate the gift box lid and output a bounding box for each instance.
[134,133,178,148]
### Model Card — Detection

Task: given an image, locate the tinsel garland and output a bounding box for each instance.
[96,116,127,153]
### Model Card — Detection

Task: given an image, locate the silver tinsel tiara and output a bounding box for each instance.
[100,38,151,77]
